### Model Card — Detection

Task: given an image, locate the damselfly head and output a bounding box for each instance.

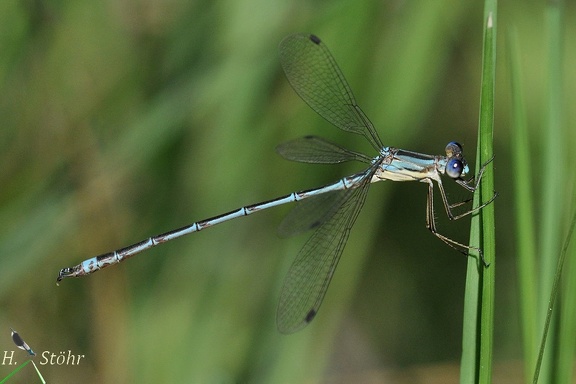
[444,142,469,179]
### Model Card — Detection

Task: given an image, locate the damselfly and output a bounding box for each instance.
[57,34,496,333]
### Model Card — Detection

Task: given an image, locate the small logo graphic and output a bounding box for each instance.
[10,328,35,357]
[2,327,46,383]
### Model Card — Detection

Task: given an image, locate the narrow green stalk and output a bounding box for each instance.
[557,209,576,384]
[508,28,538,383]
[0,361,30,384]
[477,7,497,383]
[537,0,565,382]
[460,3,497,383]
[533,207,576,383]
[30,361,46,384]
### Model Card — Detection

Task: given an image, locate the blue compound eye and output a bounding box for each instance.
[446,158,464,179]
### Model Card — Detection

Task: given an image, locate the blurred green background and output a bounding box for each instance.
[0,0,575,383]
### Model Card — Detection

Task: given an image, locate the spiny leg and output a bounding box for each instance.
[441,186,498,221]
[424,179,489,267]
